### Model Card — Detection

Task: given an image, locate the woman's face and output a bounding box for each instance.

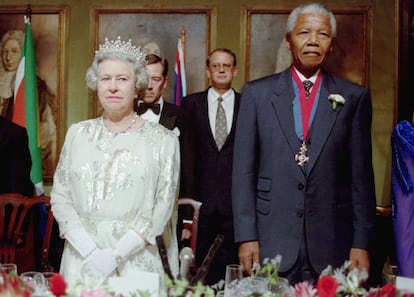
[1,38,21,71]
[97,58,137,116]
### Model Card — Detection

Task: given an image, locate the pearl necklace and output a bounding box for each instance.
[104,112,139,135]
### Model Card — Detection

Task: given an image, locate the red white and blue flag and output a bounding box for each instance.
[173,38,186,106]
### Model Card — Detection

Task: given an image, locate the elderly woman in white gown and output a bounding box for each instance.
[51,37,180,288]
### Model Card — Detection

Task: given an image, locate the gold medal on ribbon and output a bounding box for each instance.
[295,141,309,166]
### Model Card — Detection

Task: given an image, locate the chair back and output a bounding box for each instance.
[0,193,54,271]
[178,198,202,257]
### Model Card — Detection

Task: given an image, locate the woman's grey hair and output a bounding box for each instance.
[85,49,148,92]
[0,30,25,57]
[286,3,337,38]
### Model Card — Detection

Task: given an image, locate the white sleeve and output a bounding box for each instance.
[114,230,145,261]
[65,227,97,258]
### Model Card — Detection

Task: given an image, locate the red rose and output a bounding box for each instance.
[49,273,67,297]
[317,275,339,297]
[377,283,397,297]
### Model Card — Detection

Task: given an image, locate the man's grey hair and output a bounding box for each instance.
[286,3,337,38]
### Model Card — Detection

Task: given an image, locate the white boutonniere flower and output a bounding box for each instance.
[328,94,345,110]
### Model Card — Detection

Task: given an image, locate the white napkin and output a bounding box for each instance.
[108,269,160,297]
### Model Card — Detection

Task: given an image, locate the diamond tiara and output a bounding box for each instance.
[95,36,145,64]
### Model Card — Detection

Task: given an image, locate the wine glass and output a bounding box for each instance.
[246,276,268,295]
[0,263,17,274]
[224,264,243,296]
[269,277,289,294]
[20,271,48,296]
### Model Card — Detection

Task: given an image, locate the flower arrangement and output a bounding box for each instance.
[328,94,345,110]
[48,273,121,297]
[0,271,32,297]
[287,260,412,297]
[0,259,412,297]
[163,276,216,297]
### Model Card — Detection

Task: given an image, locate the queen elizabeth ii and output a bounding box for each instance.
[51,37,180,289]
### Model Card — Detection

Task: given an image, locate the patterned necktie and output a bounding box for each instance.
[303,80,314,98]
[215,97,227,150]
[137,103,161,115]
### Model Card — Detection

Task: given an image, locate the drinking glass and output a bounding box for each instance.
[246,276,268,295]
[20,271,48,295]
[269,277,289,294]
[42,272,56,291]
[224,264,243,296]
[0,263,17,274]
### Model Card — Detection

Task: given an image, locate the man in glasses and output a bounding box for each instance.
[182,48,240,284]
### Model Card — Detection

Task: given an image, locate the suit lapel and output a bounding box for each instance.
[306,73,342,175]
[159,103,177,130]
[270,70,302,159]
[221,90,240,150]
[199,91,217,148]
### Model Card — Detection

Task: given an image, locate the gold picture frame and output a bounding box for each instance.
[91,7,216,116]
[0,5,68,181]
[244,6,370,86]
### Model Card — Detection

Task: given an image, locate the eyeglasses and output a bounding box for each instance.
[209,63,233,72]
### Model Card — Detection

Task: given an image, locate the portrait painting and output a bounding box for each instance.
[92,8,213,115]
[0,6,67,181]
[246,8,369,86]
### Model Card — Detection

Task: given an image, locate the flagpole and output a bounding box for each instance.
[26,4,32,22]
[180,25,186,64]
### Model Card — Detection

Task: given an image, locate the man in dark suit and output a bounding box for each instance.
[232,3,376,285]
[182,48,240,285]
[0,116,33,196]
[138,54,194,197]
[137,54,195,247]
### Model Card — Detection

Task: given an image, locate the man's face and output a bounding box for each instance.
[286,12,334,77]
[2,38,21,72]
[206,51,237,91]
[144,62,167,104]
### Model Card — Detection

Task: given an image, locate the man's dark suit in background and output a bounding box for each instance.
[182,48,240,285]
[139,54,195,199]
[139,54,195,251]
[0,116,33,196]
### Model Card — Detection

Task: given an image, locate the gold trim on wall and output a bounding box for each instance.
[242,6,370,86]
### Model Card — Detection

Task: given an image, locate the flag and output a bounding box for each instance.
[173,38,186,106]
[12,16,44,196]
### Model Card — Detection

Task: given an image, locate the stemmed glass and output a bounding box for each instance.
[0,263,17,274]
[224,264,243,296]
[20,271,50,296]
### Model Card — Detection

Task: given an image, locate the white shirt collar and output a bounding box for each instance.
[138,97,164,122]
[208,88,233,102]
[293,67,320,84]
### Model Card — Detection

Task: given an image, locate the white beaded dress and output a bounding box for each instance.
[51,118,180,288]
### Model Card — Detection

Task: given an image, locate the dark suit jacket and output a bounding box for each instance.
[0,116,34,196]
[232,68,376,273]
[182,89,241,217]
[159,102,195,198]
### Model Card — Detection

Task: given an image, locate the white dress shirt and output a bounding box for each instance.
[293,67,320,91]
[138,97,164,123]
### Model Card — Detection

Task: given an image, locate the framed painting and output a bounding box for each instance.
[244,7,370,86]
[0,5,68,181]
[91,7,215,116]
